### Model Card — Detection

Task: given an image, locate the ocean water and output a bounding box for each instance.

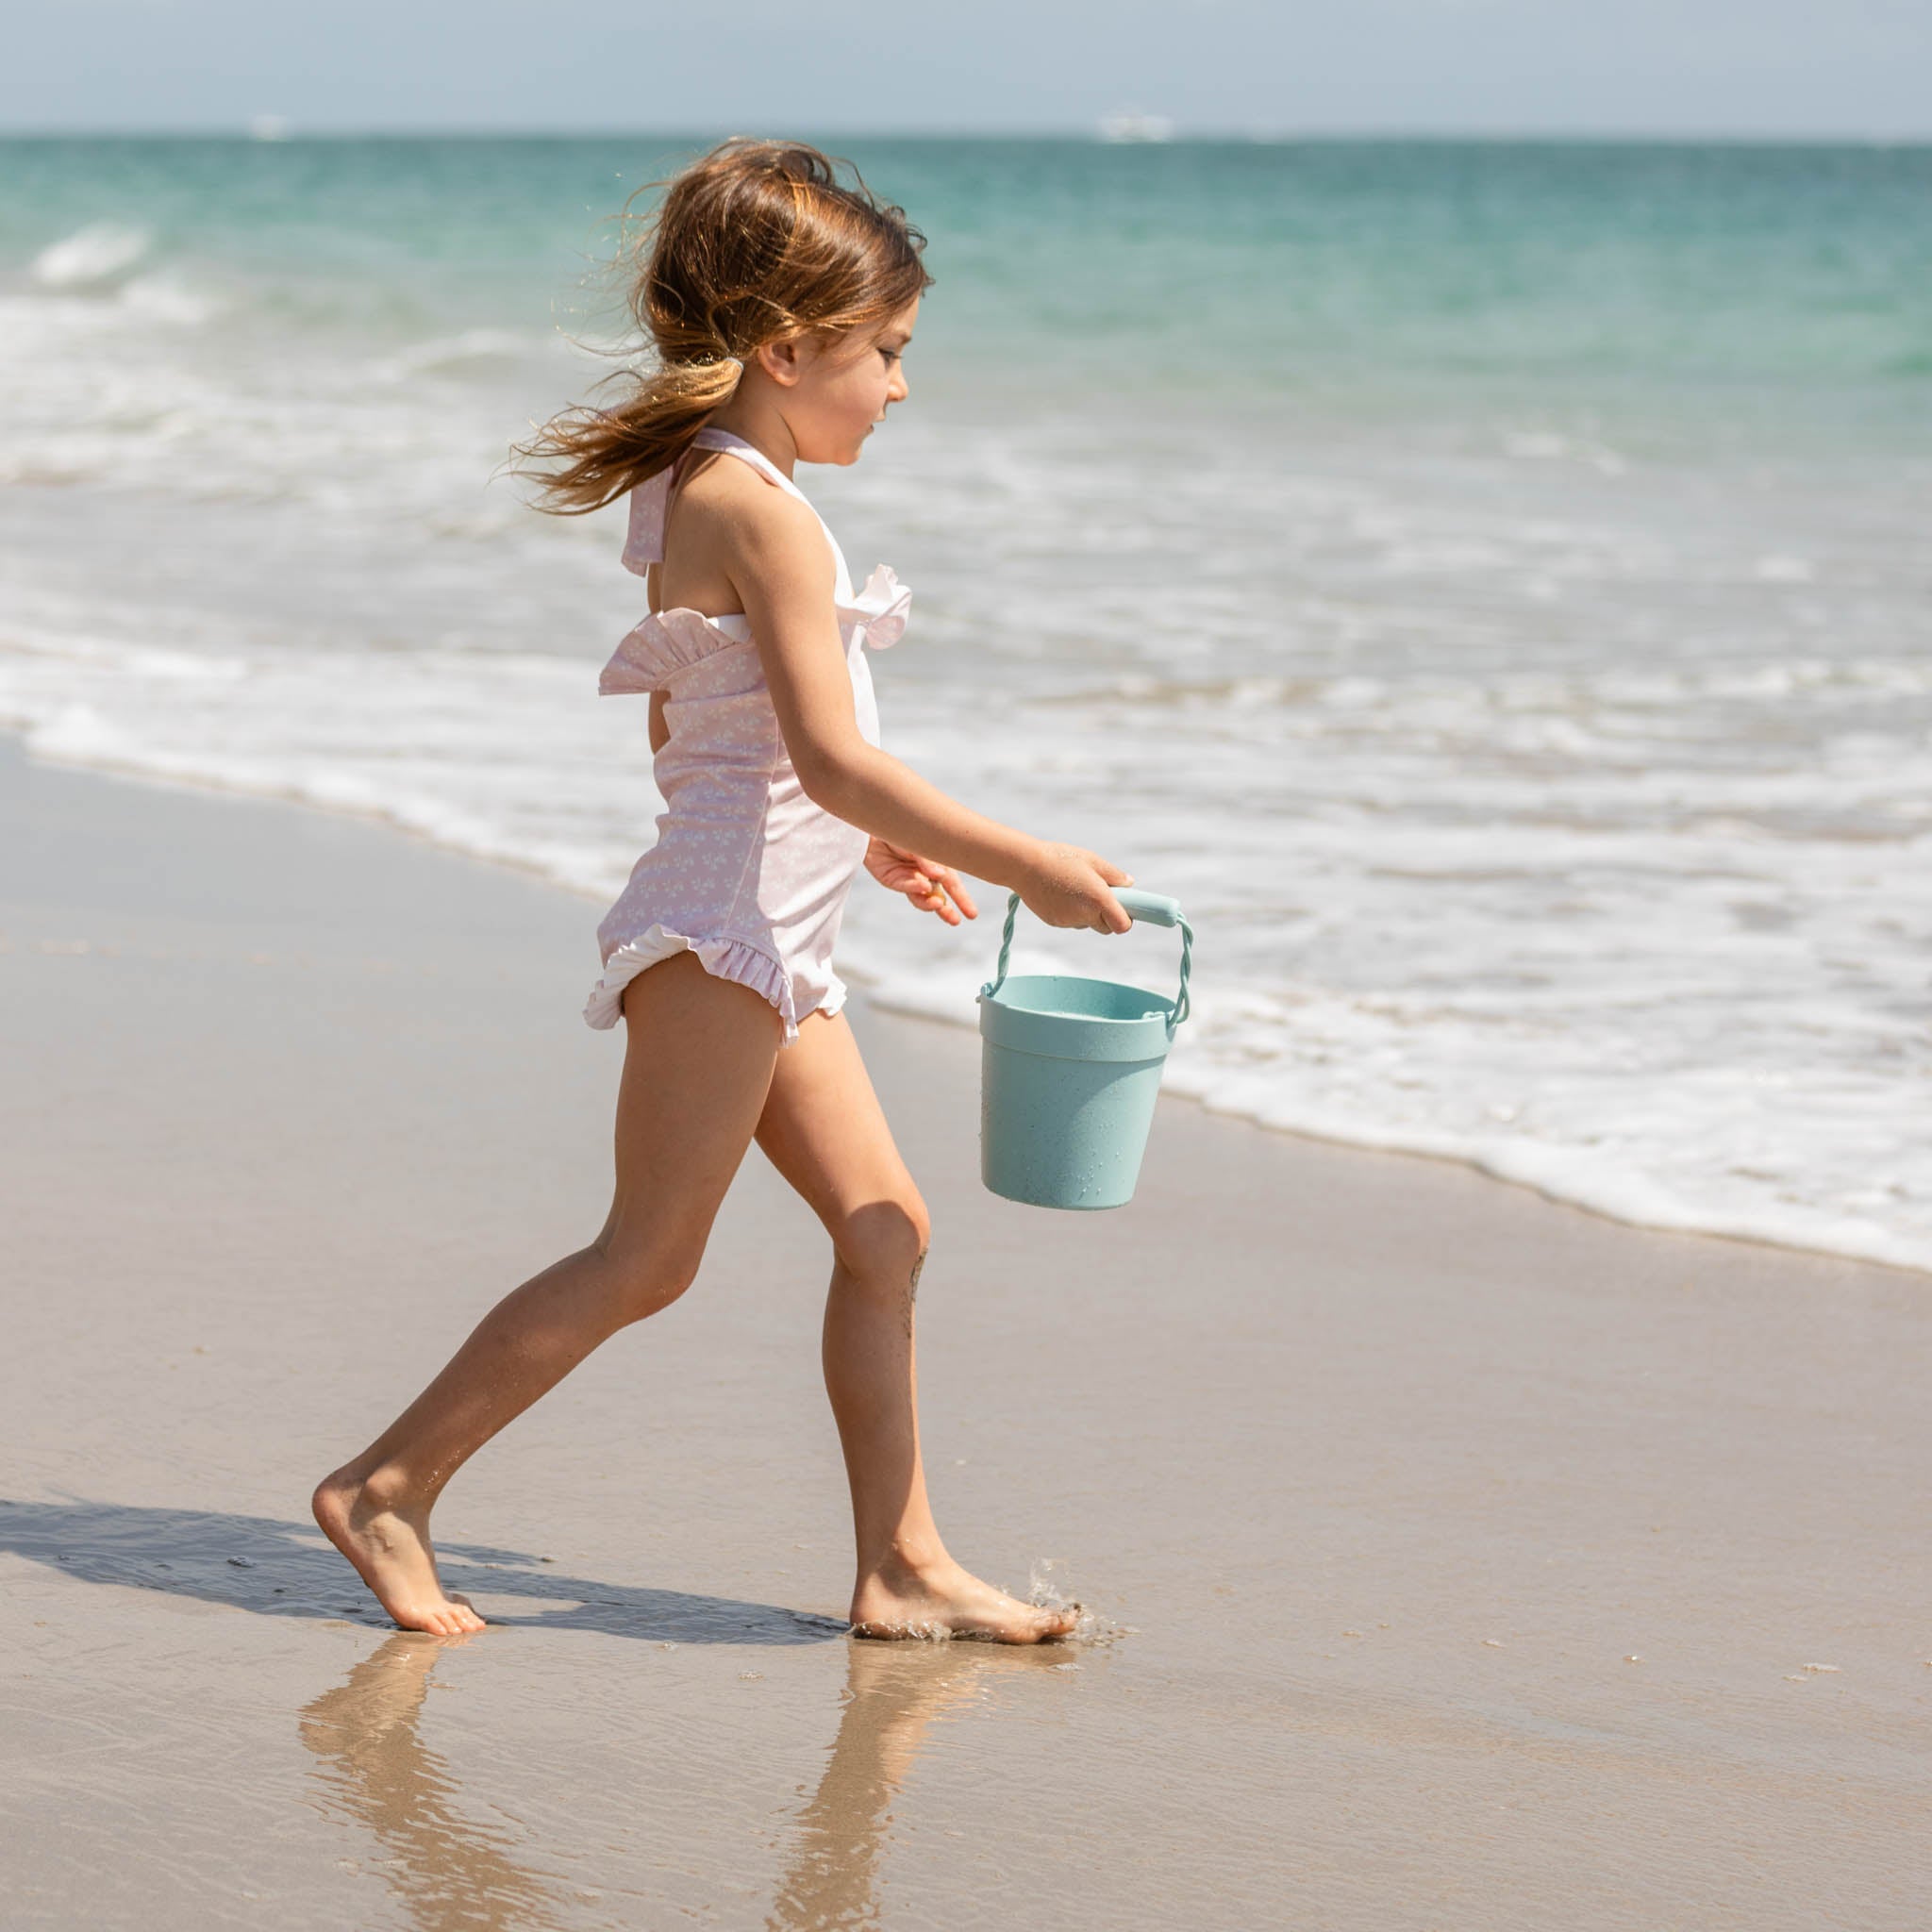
[2,136,1927,1270]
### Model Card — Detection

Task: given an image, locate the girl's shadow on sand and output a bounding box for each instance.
[0,1496,842,1645]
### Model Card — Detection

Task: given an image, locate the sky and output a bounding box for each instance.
[5,0,1929,140]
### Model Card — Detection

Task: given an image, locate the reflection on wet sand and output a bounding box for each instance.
[299,1633,567,1932]
[299,1629,1074,1931]
[769,1641,1072,1931]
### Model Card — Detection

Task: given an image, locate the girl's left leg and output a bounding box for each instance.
[753,1008,1078,1643]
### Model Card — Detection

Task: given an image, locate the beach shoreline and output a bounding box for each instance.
[11,729,1924,1285]
[6,732,1932,1927]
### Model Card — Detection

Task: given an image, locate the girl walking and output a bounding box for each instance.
[315,139,1134,1643]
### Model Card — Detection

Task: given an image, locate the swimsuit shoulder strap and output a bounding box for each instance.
[689,427,811,502]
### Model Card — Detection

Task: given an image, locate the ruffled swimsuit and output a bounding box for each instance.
[583,428,911,1044]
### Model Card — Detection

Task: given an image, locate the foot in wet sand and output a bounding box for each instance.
[849,1558,1079,1643]
[311,1469,486,1637]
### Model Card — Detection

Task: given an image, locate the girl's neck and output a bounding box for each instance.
[703,395,799,479]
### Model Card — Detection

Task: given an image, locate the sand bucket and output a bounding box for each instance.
[976,888,1195,1210]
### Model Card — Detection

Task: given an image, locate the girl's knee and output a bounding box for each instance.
[834,1193,930,1288]
[594,1232,706,1325]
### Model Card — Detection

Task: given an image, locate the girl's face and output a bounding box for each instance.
[762,297,918,466]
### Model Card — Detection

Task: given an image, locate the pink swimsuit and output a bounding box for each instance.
[583,429,911,1044]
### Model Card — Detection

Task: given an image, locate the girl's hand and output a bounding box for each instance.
[865,837,980,926]
[1018,841,1136,934]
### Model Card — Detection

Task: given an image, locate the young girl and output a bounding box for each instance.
[314,139,1135,1644]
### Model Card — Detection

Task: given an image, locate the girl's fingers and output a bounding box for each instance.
[898,855,978,921]
[933,867,977,919]
[908,881,960,924]
[877,853,974,925]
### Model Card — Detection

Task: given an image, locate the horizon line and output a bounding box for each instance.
[2,125,1929,147]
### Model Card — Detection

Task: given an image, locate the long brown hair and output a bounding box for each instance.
[516,138,932,514]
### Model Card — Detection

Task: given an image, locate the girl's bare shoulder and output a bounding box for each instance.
[668,450,826,575]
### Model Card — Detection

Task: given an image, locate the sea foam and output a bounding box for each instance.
[31,223,152,291]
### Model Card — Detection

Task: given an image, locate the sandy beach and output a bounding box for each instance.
[4,731,1929,1930]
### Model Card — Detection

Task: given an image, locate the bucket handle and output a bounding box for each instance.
[983,888,1194,1037]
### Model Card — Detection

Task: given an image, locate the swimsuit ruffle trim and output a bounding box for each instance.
[598,566,911,696]
[846,565,911,649]
[598,609,751,695]
[584,923,845,1045]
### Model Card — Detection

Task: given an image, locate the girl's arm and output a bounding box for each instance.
[729,485,1132,935]
[648,691,670,756]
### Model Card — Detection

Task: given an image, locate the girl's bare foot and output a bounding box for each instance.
[311,1469,487,1638]
[849,1557,1079,1643]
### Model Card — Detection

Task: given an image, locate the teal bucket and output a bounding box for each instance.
[976,888,1195,1211]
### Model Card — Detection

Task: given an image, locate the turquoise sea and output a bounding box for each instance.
[1,137,1927,1264]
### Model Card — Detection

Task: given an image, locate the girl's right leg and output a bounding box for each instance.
[754,1008,1079,1642]
[313,951,783,1635]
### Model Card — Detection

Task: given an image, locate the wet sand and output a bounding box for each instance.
[4,733,1929,1931]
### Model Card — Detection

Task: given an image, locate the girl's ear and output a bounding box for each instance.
[755,335,808,389]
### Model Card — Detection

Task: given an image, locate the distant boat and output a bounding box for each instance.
[1097,110,1174,144]
[248,113,291,142]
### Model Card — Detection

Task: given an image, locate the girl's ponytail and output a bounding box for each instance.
[518,354,742,516]
[516,139,930,516]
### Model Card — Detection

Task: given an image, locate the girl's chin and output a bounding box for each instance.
[799,427,873,466]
